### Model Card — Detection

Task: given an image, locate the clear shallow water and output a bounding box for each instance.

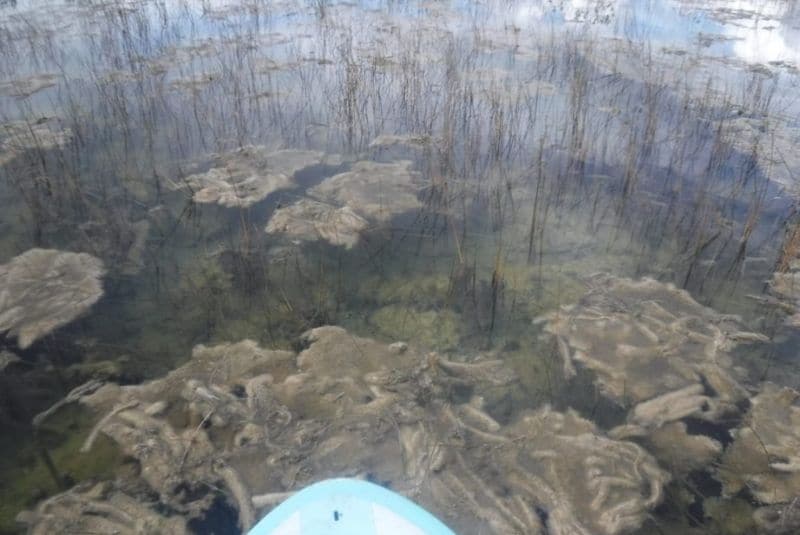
[0,0,799,533]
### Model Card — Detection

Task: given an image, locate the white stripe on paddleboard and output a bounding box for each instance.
[271,511,301,535]
[372,503,427,535]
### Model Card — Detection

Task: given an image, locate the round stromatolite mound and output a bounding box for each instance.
[0,248,105,349]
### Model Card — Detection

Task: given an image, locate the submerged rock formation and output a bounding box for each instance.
[717,383,800,505]
[496,407,668,535]
[717,383,800,533]
[753,500,800,535]
[0,350,19,372]
[308,160,422,222]
[368,133,432,150]
[0,117,73,166]
[722,116,800,196]
[178,147,339,208]
[265,198,368,249]
[539,274,766,470]
[0,249,105,349]
[769,258,800,327]
[0,74,59,98]
[24,326,669,535]
[17,481,188,535]
[266,159,422,247]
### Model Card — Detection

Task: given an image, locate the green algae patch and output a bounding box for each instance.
[358,272,453,308]
[702,497,757,535]
[368,305,461,351]
[0,405,122,534]
[213,316,288,349]
[503,331,566,406]
[499,263,587,318]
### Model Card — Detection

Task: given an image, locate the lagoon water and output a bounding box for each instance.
[1,1,799,533]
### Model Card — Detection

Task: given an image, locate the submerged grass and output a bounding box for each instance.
[0,405,122,534]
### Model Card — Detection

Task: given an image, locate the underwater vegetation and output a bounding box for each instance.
[0,0,799,533]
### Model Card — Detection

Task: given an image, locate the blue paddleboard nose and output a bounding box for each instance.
[248,478,456,535]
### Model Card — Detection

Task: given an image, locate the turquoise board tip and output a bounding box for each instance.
[248,478,456,535]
